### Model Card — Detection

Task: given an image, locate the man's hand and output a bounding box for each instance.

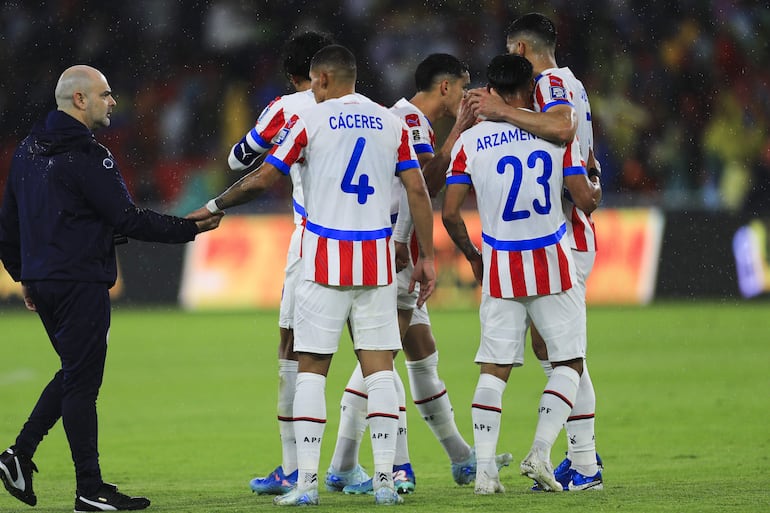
[466,87,508,121]
[468,253,483,286]
[22,285,35,312]
[394,241,410,273]
[186,208,224,233]
[410,257,436,308]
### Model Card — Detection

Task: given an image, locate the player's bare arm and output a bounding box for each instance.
[467,87,577,145]
[564,170,602,214]
[187,162,283,224]
[400,166,436,306]
[442,182,483,285]
[422,96,475,196]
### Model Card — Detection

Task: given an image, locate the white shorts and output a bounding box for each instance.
[278,223,303,329]
[294,280,402,354]
[572,249,596,295]
[476,286,586,366]
[395,259,430,327]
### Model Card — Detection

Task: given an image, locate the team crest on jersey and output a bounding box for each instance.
[405,113,421,127]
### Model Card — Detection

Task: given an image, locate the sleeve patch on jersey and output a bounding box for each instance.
[550,85,567,100]
[275,127,290,145]
[411,129,424,142]
[405,113,421,127]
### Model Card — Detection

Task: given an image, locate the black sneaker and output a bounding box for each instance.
[74,483,150,512]
[0,447,38,506]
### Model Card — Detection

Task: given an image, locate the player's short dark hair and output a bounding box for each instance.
[486,54,533,97]
[414,53,469,92]
[282,31,334,80]
[310,44,357,81]
[506,12,557,49]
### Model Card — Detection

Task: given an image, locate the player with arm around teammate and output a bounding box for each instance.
[442,54,601,495]
[467,12,604,490]
[328,54,512,495]
[189,44,436,506]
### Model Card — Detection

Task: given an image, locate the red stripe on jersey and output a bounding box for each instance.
[314,237,328,283]
[571,206,588,251]
[339,240,353,286]
[489,250,501,297]
[533,247,549,295]
[385,235,393,284]
[556,243,573,291]
[361,239,378,286]
[563,140,581,168]
[261,108,287,141]
[398,128,414,163]
[451,146,468,174]
[509,251,527,297]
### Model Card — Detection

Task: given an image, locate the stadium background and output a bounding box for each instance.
[1,0,769,304]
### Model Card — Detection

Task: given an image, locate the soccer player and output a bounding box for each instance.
[226,32,373,496]
[328,53,512,495]
[0,65,221,511]
[442,54,601,494]
[467,12,604,490]
[189,44,436,506]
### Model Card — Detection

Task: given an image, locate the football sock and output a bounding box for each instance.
[277,359,298,474]
[394,368,410,466]
[539,359,554,379]
[567,362,599,476]
[405,352,472,463]
[330,363,367,473]
[532,365,580,457]
[364,370,398,490]
[293,372,326,491]
[471,373,506,475]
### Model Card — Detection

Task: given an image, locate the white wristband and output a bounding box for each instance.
[206,199,222,214]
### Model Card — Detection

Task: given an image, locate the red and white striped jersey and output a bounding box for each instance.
[447,118,585,298]
[228,89,315,225]
[266,93,420,286]
[390,98,434,264]
[533,67,597,252]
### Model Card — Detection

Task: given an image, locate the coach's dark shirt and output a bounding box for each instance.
[0,110,198,286]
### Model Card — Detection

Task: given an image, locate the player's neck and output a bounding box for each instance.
[409,92,441,124]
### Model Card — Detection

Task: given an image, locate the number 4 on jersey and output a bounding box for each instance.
[341,137,375,204]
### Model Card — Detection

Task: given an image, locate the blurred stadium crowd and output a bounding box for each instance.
[1,0,768,216]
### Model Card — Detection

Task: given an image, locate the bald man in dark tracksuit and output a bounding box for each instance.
[0,65,221,512]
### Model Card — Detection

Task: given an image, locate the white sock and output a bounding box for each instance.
[532,366,580,460]
[567,362,599,476]
[278,359,298,474]
[330,364,368,472]
[364,370,398,491]
[471,373,506,475]
[405,352,472,463]
[293,372,326,491]
[539,359,553,379]
[394,368,410,466]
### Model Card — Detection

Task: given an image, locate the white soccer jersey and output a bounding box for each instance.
[533,67,597,252]
[228,89,316,225]
[447,119,585,298]
[389,98,434,264]
[266,93,420,287]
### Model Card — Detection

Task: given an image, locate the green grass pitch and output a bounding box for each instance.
[1,301,769,512]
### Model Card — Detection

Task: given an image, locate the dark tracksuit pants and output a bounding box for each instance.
[14,281,110,495]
